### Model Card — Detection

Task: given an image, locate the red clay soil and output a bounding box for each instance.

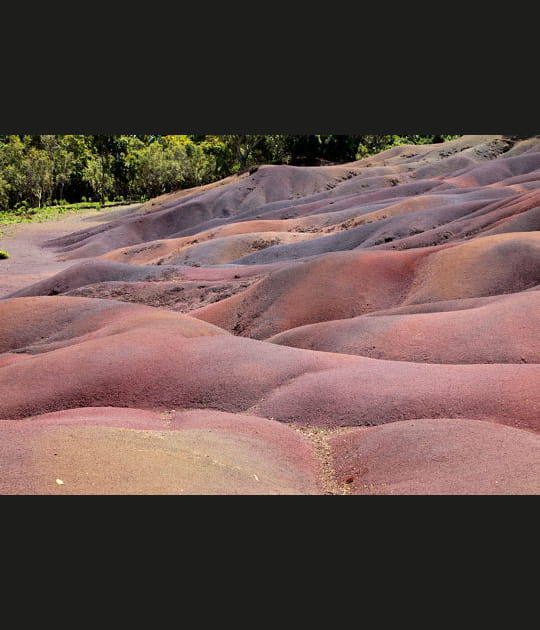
[190,248,434,339]
[4,256,286,300]
[0,296,227,355]
[328,419,540,495]
[0,318,357,421]
[403,232,540,304]
[0,297,538,433]
[255,359,539,432]
[1,135,540,494]
[0,407,320,494]
[146,231,319,267]
[267,290,540,363]
[101,219,304,265]
[190,232,540,339]
[64,278,261,313]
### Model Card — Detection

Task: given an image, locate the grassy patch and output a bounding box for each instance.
[0,200,140,236]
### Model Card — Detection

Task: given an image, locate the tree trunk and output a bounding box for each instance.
[100,156,107,203]
[236,138,247,171]
[236,135,263,171]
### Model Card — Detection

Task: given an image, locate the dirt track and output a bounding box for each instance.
[0,205,139,297]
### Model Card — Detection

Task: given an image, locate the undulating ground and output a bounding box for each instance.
[1,135,539,494]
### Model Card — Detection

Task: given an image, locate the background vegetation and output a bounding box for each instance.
[0,134,459,213]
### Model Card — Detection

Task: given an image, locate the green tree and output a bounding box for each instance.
[0,174,10,210]
[197,136,234,177]
[39,135,75,202]
[208,135,267,172]
[0,134,462,213]
[129,142,169,198]
[162,136,216,187]
[232,135,266,171]
[53,147,75,202]
[355,135,460,159]
[0,135,25,208]
[21,147,54,208]
[83,155,115,203]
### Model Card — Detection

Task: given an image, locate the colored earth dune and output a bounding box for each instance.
[1,134,539,494]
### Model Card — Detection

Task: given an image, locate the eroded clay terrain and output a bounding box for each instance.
[1,135,539,494]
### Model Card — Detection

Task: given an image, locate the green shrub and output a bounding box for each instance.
[0,250,10,259]
[14,200,29,213]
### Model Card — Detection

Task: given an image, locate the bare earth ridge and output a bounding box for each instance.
[1,135,539,494]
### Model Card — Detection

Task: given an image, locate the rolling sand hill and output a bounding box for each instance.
[1,134,539,494]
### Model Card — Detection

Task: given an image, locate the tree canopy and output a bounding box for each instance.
[0,134,459,211]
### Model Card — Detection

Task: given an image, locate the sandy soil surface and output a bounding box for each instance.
[0,205,140,297]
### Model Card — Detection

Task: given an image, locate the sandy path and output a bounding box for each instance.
[0,205,139,298]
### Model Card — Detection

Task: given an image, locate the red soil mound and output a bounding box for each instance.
[3,259,184,299]
[192,232,540,339]
[150,231,318,267]
[169,408,319,485]
[64,277,259,313]
[0,296,227,356]
[4,255,288,301]
[329,419,540,495]
[1,297,538,433]
[404,232,540,304]
[232,189,540,263]
[0,407,320,494]
[480,199,540,237]
[101,220,294,265]
[267,290,540,363]
[19,407,166,429]
[0,316,358,420]
[255,359,540,432]
[368,188,540,251]
[191,248,431,339]
[440,151,540,188]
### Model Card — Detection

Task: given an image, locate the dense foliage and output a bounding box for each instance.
[0,134,459,212]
